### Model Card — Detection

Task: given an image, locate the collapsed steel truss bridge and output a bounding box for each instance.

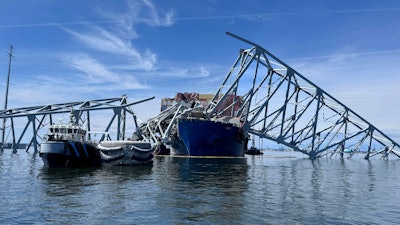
[141,32,400,160]
[0,95,153,153]
[210,32,400,159]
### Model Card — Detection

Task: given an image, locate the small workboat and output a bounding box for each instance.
[39,114,102,168]
[245,137,263,155]
[98,140,154,166]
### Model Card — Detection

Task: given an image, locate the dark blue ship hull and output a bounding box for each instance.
[40,141,102,168]
[174,118,246,157]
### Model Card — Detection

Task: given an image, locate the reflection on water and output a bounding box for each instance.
[244,156,400,224]
[1,151,400,224]
[152,157,249,224]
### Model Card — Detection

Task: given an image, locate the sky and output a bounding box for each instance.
[0,0,400,137]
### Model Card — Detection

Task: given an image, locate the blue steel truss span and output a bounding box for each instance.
[204,32,400,159]
[0,95,154,153]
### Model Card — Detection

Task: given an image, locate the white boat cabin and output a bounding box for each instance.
[46,123,87,142]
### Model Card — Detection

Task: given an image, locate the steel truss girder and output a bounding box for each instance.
[0,95,154,153]
[139,101,199,145]
[206,32,400,159]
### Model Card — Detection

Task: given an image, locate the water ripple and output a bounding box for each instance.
[1,152,400,224]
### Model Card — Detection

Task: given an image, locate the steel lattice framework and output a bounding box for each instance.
[0,95,154,153]
[204,32,400,159]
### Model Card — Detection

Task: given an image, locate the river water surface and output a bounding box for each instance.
[0,151,399,224]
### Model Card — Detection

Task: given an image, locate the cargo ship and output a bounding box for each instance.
[174,117,246,157]
[144,92,248,157]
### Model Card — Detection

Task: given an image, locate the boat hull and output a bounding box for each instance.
[39,141,102,168]
[98,140,154,166]
[173,118,246,157]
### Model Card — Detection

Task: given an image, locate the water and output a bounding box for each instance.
[1,151,400,225]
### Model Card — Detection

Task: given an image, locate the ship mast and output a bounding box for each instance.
[1,45,13,151]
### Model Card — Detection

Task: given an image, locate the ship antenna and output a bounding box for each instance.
[69,108,76,125]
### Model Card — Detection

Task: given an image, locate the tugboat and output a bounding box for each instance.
[245,137,263,155]
[39,114,102,168]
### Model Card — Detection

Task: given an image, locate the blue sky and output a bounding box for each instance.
[0,0,400,134]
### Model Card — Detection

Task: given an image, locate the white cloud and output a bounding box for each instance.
[124,0,175,27]
[64,53,151,89]
[34,0,183,103]
[165,66,211,78]
[95,0,175,34]
[64,26,157,71]
[63,0,175,73]
[327,52,357,64]
[68,54,119,83]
